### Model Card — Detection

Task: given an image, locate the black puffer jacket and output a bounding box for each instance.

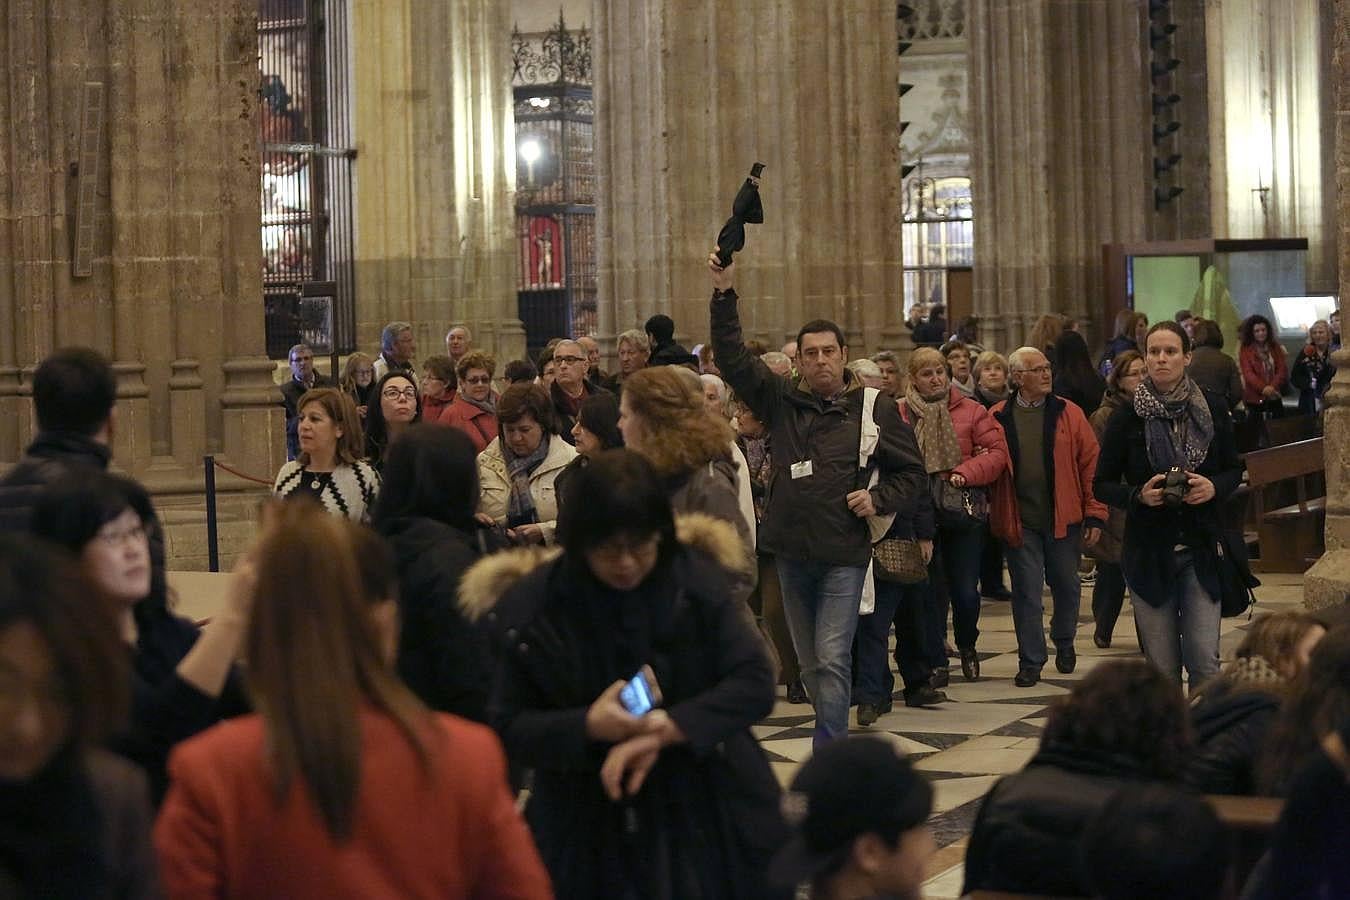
[963,746,1169,897]
[711,289,927,567]
[464,514,790,900]
[1184,661,1285,796]
[376,515,498,722]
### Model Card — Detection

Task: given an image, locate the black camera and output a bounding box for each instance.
[1162,466,1189,507]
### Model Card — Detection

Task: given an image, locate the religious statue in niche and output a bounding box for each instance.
[522,216,563,288]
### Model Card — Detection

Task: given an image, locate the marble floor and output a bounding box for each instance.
[754,571,1310,899]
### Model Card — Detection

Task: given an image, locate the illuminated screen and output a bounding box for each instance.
[1268,296,1338,336]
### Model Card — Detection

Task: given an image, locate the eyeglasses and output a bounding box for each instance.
[382,387,418,401]
[463,375,492,385]
[555,355,586,365]
[1017,365,1052,375]
[96,523,146,547]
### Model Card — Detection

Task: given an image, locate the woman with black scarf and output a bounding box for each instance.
[1093,321,1244,687]
[0,534,159,899]
[463,450,789,899]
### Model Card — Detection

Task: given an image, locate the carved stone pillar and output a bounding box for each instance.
[593,1,902,358]
[968,0,1154,349]
[349,0,525,364]
[1,0,281,565]
[1303,0,1349,611]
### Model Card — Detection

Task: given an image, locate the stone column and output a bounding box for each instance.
[349,0,525,364]
[1303,0,1349,611]
[593,1,902,357]
[968,0,1159,350]
[1,0,282,566]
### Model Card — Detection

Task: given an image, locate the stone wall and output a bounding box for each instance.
[592,1,906,360]
[0,0,283,568]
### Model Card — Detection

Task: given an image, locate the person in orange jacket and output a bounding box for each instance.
[989,347,1106,688]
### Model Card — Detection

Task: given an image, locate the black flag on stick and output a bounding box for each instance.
[715,163,765,267]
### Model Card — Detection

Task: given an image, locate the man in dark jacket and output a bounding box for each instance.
[280,343,333,460]
[0,348,159,545]
[708,251,927,747]
[645,313,699,368]
[549,339,613,444]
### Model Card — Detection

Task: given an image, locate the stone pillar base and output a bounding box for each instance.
[220,357,285,482]
[1303,550,1350,612]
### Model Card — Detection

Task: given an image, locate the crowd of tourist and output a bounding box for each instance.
[0,271,1345,898]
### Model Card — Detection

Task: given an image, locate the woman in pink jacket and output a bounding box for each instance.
[900,348,1010,683]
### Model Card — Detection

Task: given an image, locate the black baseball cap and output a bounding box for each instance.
[768,736,934,888]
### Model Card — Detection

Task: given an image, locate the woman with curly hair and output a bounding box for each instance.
[1238,313,1288,418]
[963,660,1192,897]
[619,365,755,603]
[1185,610,1326,795]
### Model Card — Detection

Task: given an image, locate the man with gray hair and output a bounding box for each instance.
[374,321,417,384]
[444,324,472,365]
[550,338,612,443]
[602,328,650,394]
[577,335,606,382]
[989,346,1106,688]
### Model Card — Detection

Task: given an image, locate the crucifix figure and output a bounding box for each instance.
[534,230,553,286]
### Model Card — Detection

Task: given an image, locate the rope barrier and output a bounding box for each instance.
[210,458,274,486]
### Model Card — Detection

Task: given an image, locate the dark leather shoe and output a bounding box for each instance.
[982,589,1013,602]
[930,666,950,689]
[904,686,948,708]
[787,679,808,704]
[960,647,981,681]
[877,695,893,715]
[1056,647,1077,674]
[1093,633,1111,649]
[857,703,880,727]
[1014,667,1040,688]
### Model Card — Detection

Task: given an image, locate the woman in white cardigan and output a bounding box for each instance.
[478,383,577,545]
[273,388,380,522]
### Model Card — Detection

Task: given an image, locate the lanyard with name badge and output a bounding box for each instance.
[790,460,813,479]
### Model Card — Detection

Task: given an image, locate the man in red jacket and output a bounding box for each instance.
[990,347,1106,688]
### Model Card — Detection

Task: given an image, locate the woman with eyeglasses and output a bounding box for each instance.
[273,388,381,523]
[0,533,161,899]
[465,449,788,899]
[440,351,500,454]
[365,372,422,471]
[29,473,252,803]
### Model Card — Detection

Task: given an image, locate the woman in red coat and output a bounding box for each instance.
[154,500,551,900]
[439,350,500,453]
[899,348,1010,683]
[1238,314,1288,417]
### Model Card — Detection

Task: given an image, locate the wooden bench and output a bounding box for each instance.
[1244,437,1325,573]
[1263,413,1317,447]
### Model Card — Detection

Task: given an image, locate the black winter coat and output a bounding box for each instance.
[1092,389,1244,607]
[469,518,790,900]
[116,608,251,804]
[1184,685,1280,796]
[963,746,1168,897]
[377,515,497,722]
[711,289,927,567]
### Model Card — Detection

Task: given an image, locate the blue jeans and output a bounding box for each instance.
[1130,549,1221,686]
[1006,524,1082,670]
[855,575,932,704]
[776,558,867,747]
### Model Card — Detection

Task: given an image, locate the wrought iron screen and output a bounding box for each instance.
[258,0,357,358]
[512,12,596,356]
[901,173,973,310]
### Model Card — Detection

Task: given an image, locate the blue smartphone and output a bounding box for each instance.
[619,669,656,716]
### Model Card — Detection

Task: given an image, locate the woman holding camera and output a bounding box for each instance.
[1094,322,1243,686]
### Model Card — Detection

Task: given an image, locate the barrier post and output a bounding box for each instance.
[204,455,219,572]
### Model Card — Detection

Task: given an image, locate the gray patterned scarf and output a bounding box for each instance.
[503,434,550,527]
[1132,374,1214,470]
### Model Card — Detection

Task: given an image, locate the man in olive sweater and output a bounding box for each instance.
[708,251,926,746]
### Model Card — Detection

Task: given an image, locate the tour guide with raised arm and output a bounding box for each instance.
[708,250,927,747]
